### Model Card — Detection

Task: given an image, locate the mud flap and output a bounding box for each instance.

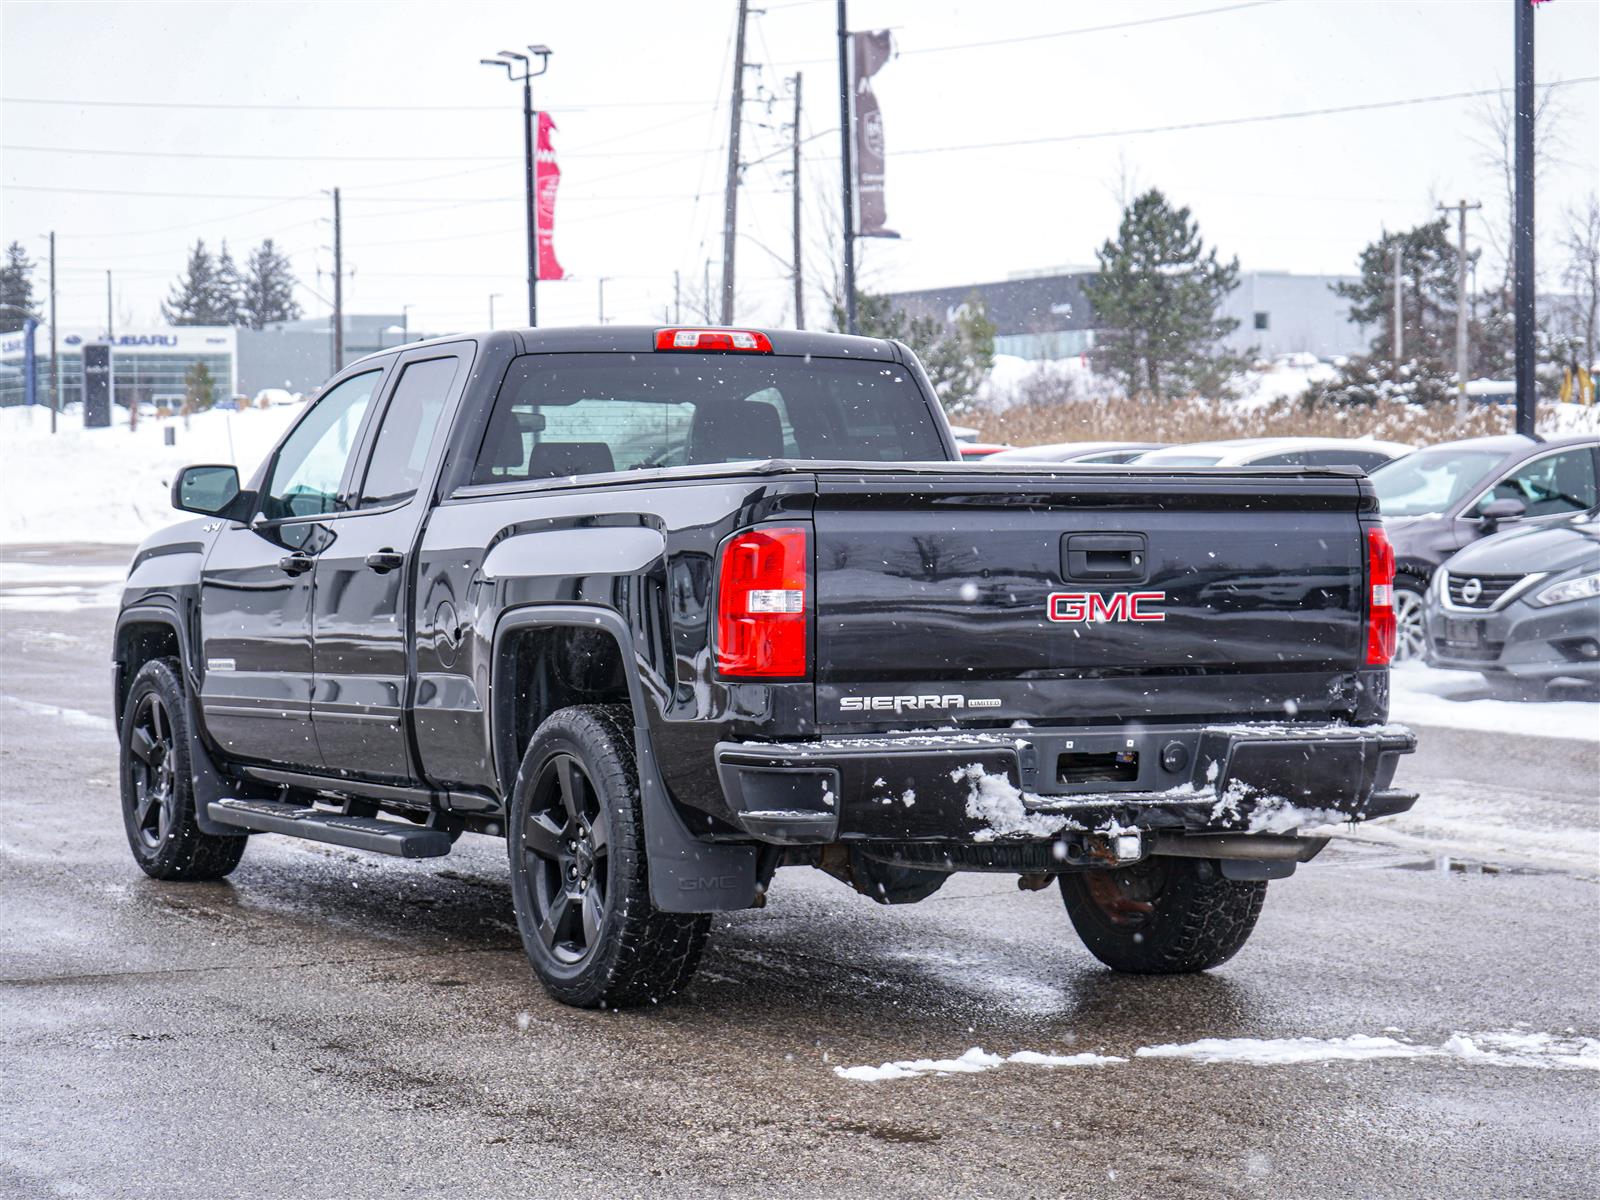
[634,719,759,912]
[184,687,248,840]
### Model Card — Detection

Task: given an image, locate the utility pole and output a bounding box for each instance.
[481,45,553,328]
[703,259,712,323]
[837,0,857,334]
[331,187,344,375]
[720,0,751,325]
[1513,0,1537,438]
[673,270,681,323]
[1439,198,1482,421]
[597,277,608,324]
[790,71,805,330]
[48,231,57,434]
[1391,244,1404,373]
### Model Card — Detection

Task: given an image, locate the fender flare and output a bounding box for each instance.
[490,604,757,913]
[113,604,244,840]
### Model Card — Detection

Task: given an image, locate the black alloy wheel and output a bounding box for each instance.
[126,691,179,852]
[520,752,612,965]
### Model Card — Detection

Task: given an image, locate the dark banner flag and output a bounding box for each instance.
[851,29,897,238]
[536,112,566,281]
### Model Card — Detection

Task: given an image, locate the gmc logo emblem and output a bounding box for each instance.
[1047,591,1166,623]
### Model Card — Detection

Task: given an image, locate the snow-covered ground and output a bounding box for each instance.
[1389,661,1597,743]
[0,402,300,546]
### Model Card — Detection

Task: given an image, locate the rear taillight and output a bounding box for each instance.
[1365,525,1397,665]
[654,327,773,353]
[716,526,809,678]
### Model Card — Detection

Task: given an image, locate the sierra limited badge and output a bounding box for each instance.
[839,694,1003,713]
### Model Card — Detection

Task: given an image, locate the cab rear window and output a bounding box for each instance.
[469,353,947,485]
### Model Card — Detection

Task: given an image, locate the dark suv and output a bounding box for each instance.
[1370,435,1600,660]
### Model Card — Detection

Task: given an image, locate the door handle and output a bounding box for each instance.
[365,549,405,574]
[278,553,313,576]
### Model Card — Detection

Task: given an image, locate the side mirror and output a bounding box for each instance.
[172,464,252,520]
[1476,496,1526,532]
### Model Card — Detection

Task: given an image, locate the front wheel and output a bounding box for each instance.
[1060,857,1265,974]
[119,658,247,881]
[507,705,710,1008]
[1393,582,1428,663]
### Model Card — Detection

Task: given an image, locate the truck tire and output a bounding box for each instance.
[507,704,710,1008]
[119,657,247,881]
[1059,857,1265,974]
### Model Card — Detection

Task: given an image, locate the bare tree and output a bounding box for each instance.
[1471,83,1568,298]
[1560,193,1600,369]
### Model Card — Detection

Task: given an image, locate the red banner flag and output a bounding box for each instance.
[536,112,565,281]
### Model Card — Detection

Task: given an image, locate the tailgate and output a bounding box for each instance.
[812,468,1371,729]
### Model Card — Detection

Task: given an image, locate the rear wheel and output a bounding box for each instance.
[1060,857,1265,974]
[507,705,709,1008]
[119,658,247,881]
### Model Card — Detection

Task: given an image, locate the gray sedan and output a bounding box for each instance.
[1424,510,1600,686]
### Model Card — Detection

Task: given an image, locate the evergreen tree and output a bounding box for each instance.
[0,241,38,333]
[183,360,218,411]
[214,241,244,326]
[238,238,303,329]
[831,289,996,412]
[1085,189,1242,400]
[1333,219,1463,371]
[162,240,236,325]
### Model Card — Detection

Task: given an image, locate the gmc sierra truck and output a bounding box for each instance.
[113,326,1416,1008]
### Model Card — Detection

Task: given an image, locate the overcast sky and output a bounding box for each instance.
[3,0,1596,337]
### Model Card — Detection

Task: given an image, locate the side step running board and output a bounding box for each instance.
[207,798,453,858]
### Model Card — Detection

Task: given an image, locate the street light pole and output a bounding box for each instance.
[837,0,857,335]
[1512,0,1537,438]
[482,45,552,328]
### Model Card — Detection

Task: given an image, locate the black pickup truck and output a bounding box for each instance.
[114,326,1415,1007]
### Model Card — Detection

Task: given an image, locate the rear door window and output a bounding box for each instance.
[469,353,946,485]
[358,355,461,506]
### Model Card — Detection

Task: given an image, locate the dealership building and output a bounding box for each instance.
[888,268,1371,362]
[0,326,237,409]
[0,313,431,409]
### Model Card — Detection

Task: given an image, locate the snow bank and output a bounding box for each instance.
[835,1030,1599,1081]
[0,402,301,546]
[834,1046,1125,1082]
[1137,1030,1600,1071]
[1389,662,1598,743]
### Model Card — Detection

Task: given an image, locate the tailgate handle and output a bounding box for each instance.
[1063,533,1148,582]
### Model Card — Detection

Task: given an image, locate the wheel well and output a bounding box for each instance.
[114,620,183,719]
[498,624,631,789]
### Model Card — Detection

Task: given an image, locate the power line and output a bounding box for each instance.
[3,142,712,163]
[765,0,1278,67]
[0,95,716,113]
[901,1,1279,56]
[893,78,1600,157]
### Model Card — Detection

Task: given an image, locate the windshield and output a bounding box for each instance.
[1371,448,1506,516]
[470,353,949,485]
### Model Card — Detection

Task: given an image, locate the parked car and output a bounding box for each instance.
[1131,437,1413,471]
[115,325,1414,1010]
[1424,509,1600,686]
[957,441,1014,460]
[985,440,1166,465]
[1370,435,1600,661]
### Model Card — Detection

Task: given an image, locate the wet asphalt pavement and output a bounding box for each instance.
[2,546,1597,1199]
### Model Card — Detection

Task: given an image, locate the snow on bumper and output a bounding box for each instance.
[714,722,1416,844]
